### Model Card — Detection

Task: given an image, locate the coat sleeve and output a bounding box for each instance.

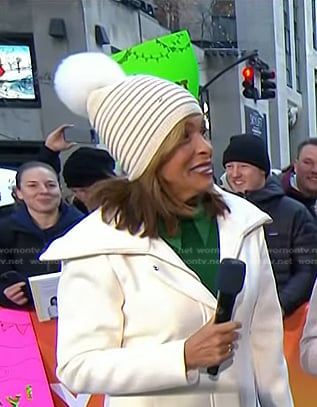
[249,228,294,407]
[0,270,29,309]
[56,254,197,395]
[0,221,33,309]
[37,144,61,175]
[300,279,317,375]
[279,206,317,316]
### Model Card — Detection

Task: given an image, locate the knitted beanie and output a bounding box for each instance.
[223,134,271,177]
[54,52,202,181]
[63,147,115,188]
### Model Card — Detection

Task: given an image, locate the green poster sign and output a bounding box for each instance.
[111,30,199,98]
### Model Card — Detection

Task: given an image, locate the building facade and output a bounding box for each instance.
[0,0,206,143]
[177,0,317,172]
[235,0,317,169]
[1,0,316,176]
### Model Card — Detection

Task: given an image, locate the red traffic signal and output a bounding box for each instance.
[241,66,257,99]
[242,66,254,81]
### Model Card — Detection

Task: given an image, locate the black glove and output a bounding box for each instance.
[0,270,33,305]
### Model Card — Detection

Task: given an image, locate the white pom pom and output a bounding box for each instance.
[54,52,127,117]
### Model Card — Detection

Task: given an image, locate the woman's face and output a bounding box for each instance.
[159,115,213,202]
[16,167,61,214]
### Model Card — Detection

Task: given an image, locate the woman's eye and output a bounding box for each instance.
[182,132,191,142]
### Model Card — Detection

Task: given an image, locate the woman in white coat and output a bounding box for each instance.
[40,52,293,407]
[300,279,317,375]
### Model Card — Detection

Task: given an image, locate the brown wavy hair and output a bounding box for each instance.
[89,118,229,238]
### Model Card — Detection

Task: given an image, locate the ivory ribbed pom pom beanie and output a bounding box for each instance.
[54,52,202,180]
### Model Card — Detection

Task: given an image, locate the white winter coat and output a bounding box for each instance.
[40,188,293,407]
[300,279,317,375]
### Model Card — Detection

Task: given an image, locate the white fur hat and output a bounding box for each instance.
[54,52,202,180]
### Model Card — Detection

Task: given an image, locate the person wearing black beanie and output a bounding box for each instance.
[63,147,115,188]
[62,147,116,213]
[37,125,116,215]
[223,134,271,178]
[221,133,317,318]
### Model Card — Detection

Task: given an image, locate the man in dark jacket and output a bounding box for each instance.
[281,138,317,218]
[221,134,317,317]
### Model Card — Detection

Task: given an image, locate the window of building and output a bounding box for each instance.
[210,0,237,48]
[283,0,292,87]
[313,0,317,50]
[293,0,301,92]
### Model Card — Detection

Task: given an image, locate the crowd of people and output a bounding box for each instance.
[221,134,317,317]
[1,50,317,405]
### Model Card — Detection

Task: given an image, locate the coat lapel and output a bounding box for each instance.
[133,209,268,310]
[149,237,218,310]
[146,211,252,310]
[217,212,244,260]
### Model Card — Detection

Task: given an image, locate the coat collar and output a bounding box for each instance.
[40,187,271,262]
[40,188,271,309]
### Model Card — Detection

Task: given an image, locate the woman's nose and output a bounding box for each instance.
[196,133,213,156]
[38,184,50,193]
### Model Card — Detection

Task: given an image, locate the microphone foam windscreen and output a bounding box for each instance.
[217,258,246,295]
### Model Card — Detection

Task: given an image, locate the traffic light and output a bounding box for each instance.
[260,69,276,99]
[242,66,257,99]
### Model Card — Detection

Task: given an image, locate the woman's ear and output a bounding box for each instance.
[14,187,23,202]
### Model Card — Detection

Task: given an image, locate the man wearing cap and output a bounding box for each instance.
[221,133,317,317]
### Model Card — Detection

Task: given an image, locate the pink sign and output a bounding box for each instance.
[0,308,54,407]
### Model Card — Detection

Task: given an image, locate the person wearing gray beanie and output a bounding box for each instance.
[40,52,293,407]
[222,133,317,319]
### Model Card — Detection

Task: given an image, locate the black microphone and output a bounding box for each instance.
[207,258,246,376]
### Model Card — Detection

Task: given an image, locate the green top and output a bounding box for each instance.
[159,206,220,295]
